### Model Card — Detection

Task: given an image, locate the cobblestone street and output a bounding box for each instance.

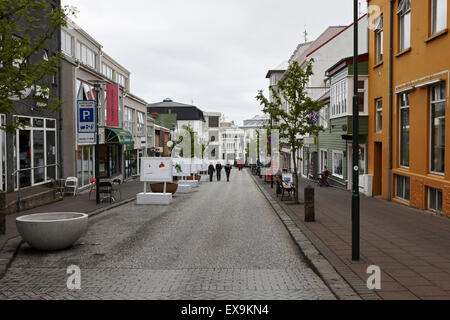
[0,170,335,300]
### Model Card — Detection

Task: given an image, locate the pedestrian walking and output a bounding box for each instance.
[215,162,223,181]
[208,163,215,182]
[224,162,232,182]
[238,161,242,171]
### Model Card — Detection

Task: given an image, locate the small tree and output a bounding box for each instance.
[0,0,76,133]
[256,60,323,199]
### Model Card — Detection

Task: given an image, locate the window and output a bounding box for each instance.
[13,117,57,189]
[395,175,410,201]
[375,15,383,63]
[431,0,447,35]
[117,73,126,87]
[124,107,134,133]
[331,80,347,117]
[358,79,366,113]
[359,144,366,175]
[209,116,219,128]
[319,105,329,129]
[61,29,72,56]
[428,187,443,212]
[399,92,410,167]
[332,151,343,178]
[137,111,145,136]
[320,149,328,172]
[78,43,96,69]
[102,63,114,80]
[76,145,94,187]
[430,82,445,174]
[376,98,383,132]
[398,0,411,51]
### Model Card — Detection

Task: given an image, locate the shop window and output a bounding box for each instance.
[430,82,445,174]
[399,92,410,167]
[428,187,443,213]
[332,150,343,178]
[395,175,410,201]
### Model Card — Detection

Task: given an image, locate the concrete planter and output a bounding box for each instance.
[150,183,178,194]
[16,212,88,251]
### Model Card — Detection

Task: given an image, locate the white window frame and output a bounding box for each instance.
[61,29,72,56]
[320,149,328,173]
[376,98,383,133]
[13,116,57,190]
[431,0,447,35]
[375,15,384,63]
[332,150,344,179]
[429,82,446,175]
[398,0,411,52]
[399,92,410,168]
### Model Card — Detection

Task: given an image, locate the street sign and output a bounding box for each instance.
[77,100,96,145]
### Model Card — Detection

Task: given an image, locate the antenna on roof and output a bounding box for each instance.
[303,25,308,43]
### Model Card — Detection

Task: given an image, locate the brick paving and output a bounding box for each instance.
[0,170,335,300]
[256,174,450,300]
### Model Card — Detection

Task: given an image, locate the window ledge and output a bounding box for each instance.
[395,47,411,58]
[373,61,384,69]
[425,28,448,43]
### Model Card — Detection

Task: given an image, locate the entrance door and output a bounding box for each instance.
[373,142,382,195]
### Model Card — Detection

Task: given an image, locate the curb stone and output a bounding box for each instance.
[0,196,137,280]
[248,171,365,300]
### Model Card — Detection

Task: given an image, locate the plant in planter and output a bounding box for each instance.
[150,183,178,194]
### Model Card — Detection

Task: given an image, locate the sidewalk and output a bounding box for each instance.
[255,174,450,300]
[1,178,143,244]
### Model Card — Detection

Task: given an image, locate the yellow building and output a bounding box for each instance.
[368,0,450,216]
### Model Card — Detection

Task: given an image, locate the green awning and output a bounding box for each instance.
[105,127,134,146]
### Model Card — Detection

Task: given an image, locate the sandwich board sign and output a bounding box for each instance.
[140,157,173,182]
[172,159,191,177]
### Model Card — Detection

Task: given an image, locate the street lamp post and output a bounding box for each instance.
[94,84,100,204]
[352,0,360,261]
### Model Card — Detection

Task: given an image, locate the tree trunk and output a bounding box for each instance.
[292,143,299,204]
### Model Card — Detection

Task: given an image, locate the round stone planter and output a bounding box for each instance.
[150,182,178,194]
[16,212,88,251]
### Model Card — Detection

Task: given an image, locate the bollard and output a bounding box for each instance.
[304,185,315,222]
[0,191,5,235]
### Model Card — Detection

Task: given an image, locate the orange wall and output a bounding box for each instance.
[368,0,450,216]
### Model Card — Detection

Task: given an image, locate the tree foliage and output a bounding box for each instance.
[0,0,76,133]
[256,60,323,197]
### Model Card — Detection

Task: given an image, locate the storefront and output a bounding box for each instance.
[13,116,57,189]
[103,127,133,179]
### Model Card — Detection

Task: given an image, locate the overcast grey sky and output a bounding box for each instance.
[62,0,366,125]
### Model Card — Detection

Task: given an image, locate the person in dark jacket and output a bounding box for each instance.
[215,162,223,181]
[224,162,232,182]
[208,163,215,182]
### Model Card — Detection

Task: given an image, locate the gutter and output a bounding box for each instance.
[388,0,394,201]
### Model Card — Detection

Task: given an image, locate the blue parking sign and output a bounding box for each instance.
[77,100,96,134]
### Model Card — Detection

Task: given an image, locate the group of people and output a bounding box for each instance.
[208,162,233,182]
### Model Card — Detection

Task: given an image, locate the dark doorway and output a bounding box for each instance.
[373,142,382,196]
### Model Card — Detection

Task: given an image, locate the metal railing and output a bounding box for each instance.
[11,163,60,211]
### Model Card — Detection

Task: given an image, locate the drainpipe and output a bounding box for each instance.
[388,0,394,201]
[57,28,63,180]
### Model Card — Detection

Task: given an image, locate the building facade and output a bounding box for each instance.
[367,0,450,217]
[5,0,62,192]
[60,18,146,188]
